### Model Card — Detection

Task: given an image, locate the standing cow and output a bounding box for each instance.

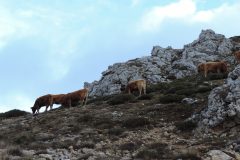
[31,94,52,114]
[121,79,146,96]
[62,88,89,107]
[234,50,240,63]
[197,61,228,78]
[50,94,65,109]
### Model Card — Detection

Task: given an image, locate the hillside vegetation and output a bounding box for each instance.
[1,74,239,160]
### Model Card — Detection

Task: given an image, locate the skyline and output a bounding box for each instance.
[0,0,240,112]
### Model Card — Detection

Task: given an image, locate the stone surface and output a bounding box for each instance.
[206,150,234,160]
[193,65,240,130]
[85,29,236,97]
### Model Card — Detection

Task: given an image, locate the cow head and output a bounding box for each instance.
[120,84,127,92]
[31,106,37,114]
[197,63,204,73]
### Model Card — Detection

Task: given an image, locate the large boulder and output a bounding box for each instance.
[85,29,236,97]
[192,65,240,130]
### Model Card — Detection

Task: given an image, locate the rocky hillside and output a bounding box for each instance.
[1,29,240,160]
[1,75,240,160]
[85,29,240,97]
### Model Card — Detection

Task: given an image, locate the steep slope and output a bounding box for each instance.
[1,76,240,159]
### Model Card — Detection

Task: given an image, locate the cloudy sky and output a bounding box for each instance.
[0,0,239,113]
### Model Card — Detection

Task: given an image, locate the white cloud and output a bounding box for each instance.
[138,0,240,32]
[138,0,196,32]
[0,94,33,113]
[131,0,141,7]
[0,9,32,49]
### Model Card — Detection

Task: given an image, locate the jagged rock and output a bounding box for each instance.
[181,98,198,105]
[205,150,234,160]
[194,65,240,130]
[85,29,235,97]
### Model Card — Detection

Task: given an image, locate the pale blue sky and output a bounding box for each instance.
[0,0,239,112]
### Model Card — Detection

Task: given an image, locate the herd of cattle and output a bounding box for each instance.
[31,50,240,115]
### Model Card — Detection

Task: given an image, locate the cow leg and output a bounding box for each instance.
[204,68,207,78]
[68,100,72,108]
[139,88,142,96]
[45,105,49,112]
[85,96,88,105]
[50,97,53,110]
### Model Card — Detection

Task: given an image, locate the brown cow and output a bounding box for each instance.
[234,51,240,63]
[31,94,52,114]
[121,79,146,96]
[197,61,228,77]
[62,88,89,107]
[50,94,65,109]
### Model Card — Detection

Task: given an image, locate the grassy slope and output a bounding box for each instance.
[0,73,234,159]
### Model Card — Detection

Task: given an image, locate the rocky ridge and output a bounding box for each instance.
[85,29,237,97]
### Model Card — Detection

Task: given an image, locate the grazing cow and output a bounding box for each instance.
[50,94,65,109]
[31,94,52,114]
[62,88,89,107]
[234,51,240,63]
[121,79,146,96]
[197,61,228,77]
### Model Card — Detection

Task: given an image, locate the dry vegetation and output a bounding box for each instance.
[0,74,237,159]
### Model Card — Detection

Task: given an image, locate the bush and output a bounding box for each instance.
[137,94,153,100]
[196,86,212,93]
[13,132,35,145]
[107,94,135,105]
[77,114,93,123]
[123,117,150,128]
[158,94,184,104]
[175,89,196,96]
[87,95,114,104]
[146,82,170,93]
[136,143,169,159]
[108,127,125,136]
[0,109,29,119]
[205,73,228,80]
[93,117,115,129]
[7,146,23,156]
[175,120,197,132]
[120,142,138,151]
[78,142,95,149]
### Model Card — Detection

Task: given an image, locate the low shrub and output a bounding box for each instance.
[137,94,153,100]
[122,117,150,128]
[107,94,135,105]
[196,86,212,93]
[146,82,170,93]
[93,117,115,129]
[136,143,169,159]
[108,127,125,136]
[13,132,35,145]
[175,89,196,96]
[175,120,197,132]
[205,73,228,80]
[7,146,23,156]
[158,94,185,104]
[77,114,93,123]
[120,142,138,151]
[87,95,114,104]
[0,109,29,119]
[78,142,95,149]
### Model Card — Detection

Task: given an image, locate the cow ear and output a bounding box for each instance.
[31,107,33,109]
